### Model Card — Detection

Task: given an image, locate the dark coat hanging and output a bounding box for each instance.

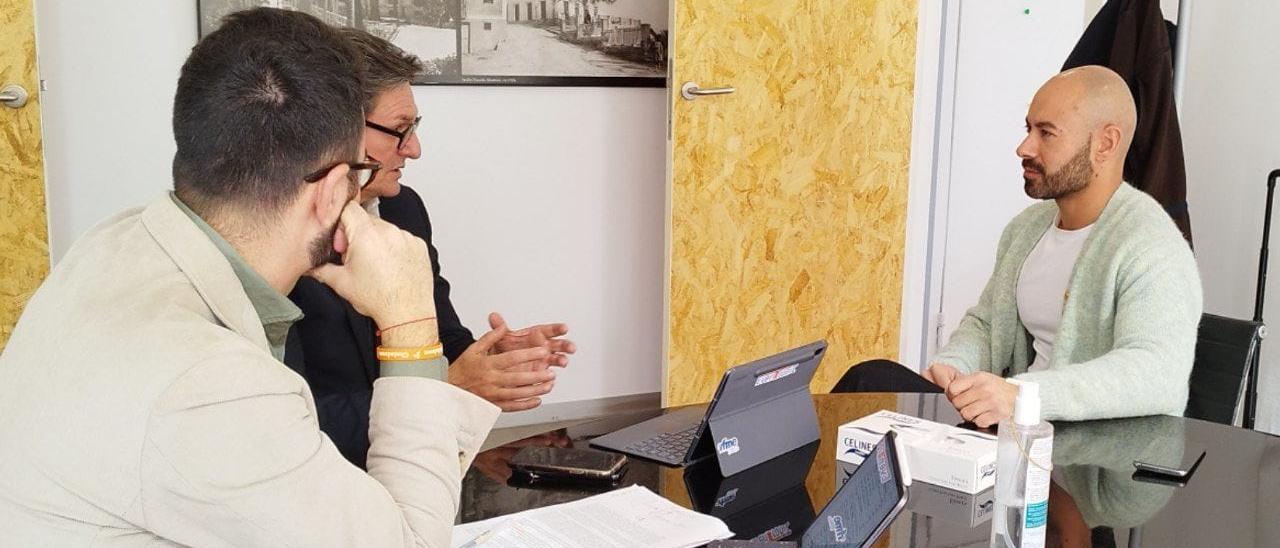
[1063,0,1192,244]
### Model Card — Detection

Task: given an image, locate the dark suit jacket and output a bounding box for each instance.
[285,186,476,469]
[1063,0,1192,243]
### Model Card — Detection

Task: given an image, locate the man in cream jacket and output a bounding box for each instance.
[0,8,534,547]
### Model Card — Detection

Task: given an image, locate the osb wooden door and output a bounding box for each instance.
[666,0,918,406]
[0,0,49,350]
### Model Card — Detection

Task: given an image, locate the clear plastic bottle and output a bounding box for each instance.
[989,381,1054,548]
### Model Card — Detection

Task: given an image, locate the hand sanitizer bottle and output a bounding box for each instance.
[989,381,1053,548]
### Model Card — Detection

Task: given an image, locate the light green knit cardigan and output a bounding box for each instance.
[933,183,1203,421]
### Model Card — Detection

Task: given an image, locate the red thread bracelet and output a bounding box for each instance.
[376,316,437,338]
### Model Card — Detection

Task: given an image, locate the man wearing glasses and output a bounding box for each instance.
[287,29,576,469]
[0,9,497,545]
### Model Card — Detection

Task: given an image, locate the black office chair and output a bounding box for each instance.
[831,359,943,394]
[1185,313,1266,426]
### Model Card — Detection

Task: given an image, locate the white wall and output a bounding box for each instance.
[36,2,197,258]
[1084,0,1180,22]
[33,2,664,405]
[408,86,666,404]
[1178,2,1280,433]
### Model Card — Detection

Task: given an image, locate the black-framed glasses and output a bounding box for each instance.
[303,160,382,188]
[365,115,421,150]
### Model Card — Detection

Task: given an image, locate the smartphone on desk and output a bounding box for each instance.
[508,447,628,484]
[1133,447,1206,479]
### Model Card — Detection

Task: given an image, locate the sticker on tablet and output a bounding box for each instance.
[875,443,892,484]
[754,363,799,387]
[827,515,849,542]
[717,437,740,456]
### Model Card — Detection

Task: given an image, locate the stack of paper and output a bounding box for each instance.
[450,485,733,548]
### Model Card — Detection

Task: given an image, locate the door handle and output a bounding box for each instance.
[1,84,29,109]
[681,82,735,101]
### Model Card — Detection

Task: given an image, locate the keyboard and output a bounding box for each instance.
[622,425,700,463]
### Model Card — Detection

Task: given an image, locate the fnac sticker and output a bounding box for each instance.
[717,437,741,456]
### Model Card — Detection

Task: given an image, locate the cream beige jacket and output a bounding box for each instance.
[0,194,499,547]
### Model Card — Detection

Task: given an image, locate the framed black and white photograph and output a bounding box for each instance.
[198,0,668,87]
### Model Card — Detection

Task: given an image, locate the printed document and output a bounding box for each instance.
[450,485,732,548]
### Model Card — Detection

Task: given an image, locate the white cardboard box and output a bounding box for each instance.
[836,410,997,494]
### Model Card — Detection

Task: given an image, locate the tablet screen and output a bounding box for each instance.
[802,433,906,547]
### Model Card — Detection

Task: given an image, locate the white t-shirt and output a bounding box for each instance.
[1016,216,1094,372]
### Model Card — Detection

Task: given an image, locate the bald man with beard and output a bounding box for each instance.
[921,66,1203,426]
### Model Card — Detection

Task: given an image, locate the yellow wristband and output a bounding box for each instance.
[376,344,444,362]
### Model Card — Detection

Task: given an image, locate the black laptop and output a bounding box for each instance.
[590,341,826,476]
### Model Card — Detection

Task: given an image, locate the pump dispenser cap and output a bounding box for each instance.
[1011,380,1041,426]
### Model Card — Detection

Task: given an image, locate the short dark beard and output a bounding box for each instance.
[307,219,341,268]
[308,171,362,268]
[1023,141,1093,200]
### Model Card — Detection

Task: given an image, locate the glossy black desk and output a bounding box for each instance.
[461,394,1280,547]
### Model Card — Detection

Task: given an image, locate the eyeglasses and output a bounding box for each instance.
[365,115,421,150]
[303,160,382,188]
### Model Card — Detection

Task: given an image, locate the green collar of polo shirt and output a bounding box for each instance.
[169,193,303,352]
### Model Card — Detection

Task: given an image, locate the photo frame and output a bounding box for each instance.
[198,0,668,87]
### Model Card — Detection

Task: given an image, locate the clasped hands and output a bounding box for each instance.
[312,202,576,413]
[448,312,577,412]
[923,363,1020,428]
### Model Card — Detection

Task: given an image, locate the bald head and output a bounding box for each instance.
[1017,66,1137,201]
[1041,65,1137,155]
